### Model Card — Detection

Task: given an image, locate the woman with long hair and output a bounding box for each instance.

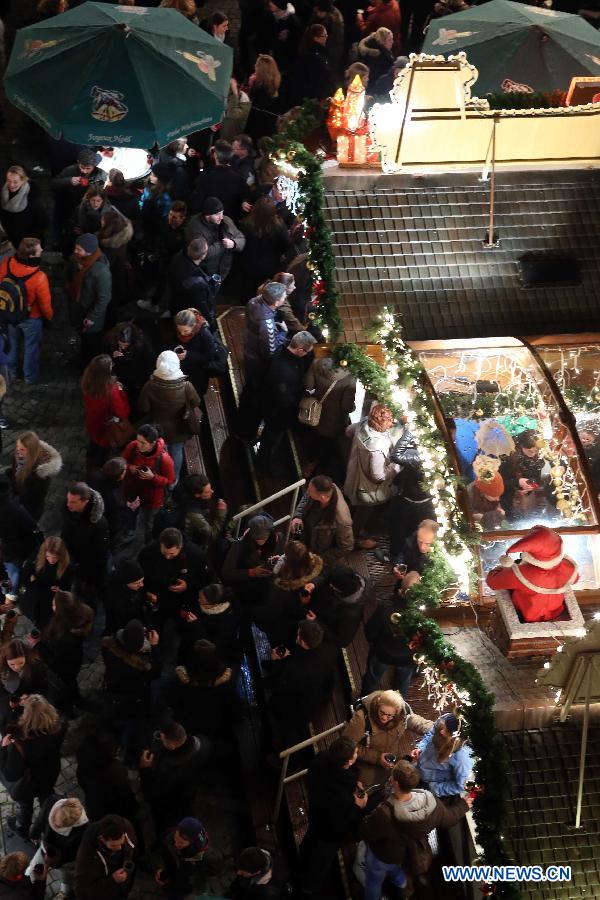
[97,207,134,307]
[7,430,62,520]
[289,23,334,104]
[140,164,173,240]
[172,308,219,396]
[103,321,154,416]
[81,354,130,467]
[104,168,140,222]
[0,640,50,732]
[415,713,474,798]
[21,536,72,627]
[36,590,93,713]
[239,196,291,297]
[245,55,285,141]
[0,694,66,835]
[0,165,47,247]
[75,186,110,236]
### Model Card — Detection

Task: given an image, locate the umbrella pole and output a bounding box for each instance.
[484,116,499,248]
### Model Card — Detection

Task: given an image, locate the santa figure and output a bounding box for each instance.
[486,525,579,623]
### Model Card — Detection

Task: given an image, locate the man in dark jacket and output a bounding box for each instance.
[61,481,110,597]
[138,527,211,628]
[189,140,249,221]
[0,475,40,591]
[360,760,472,895]
[309,567,367,647]
[104,560,146,635]
[362,572,420,697]
[300,737,367,897]
[139,721,211,830]
[51,147,107,239]
[237,281,287,440]
[268,619,336,745]
[184,197,245,282]
[168,237,220,322]
[74,814,136,900]
[257,331,316,471]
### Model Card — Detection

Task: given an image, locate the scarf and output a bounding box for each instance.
[1,181,30,214]
[177,310,206,344]
[68,248,102,304]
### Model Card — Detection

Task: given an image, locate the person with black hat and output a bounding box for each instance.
[227,846,284,899]
[222,513,283,607]
[184,197,245,282]
[52,148,107,241]
[154,816,211,899]
[105,559,146,635]
[189,139,249,221]
[65,233,112,363]
[308,565,367,647]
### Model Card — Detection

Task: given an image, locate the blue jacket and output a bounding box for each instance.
[416,727,474,798]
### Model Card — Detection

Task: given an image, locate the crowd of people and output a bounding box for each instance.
[0,0,487,897]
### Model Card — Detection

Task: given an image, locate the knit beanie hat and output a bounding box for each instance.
[329,566,360,596]
[249,514,274,541]
[474,473,504,498]
[237,847,272,878]
[117,559,144,585]
[176,817,209,849]
[439,712,460,736]
[75,233,99,254]
[151,161,173,184]
[153,350,184,381]
[117,619,145,653]
[201,196,224,215]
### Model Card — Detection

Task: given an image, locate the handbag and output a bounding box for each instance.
[105,386,135,450]
[298,379,337,427]
[181,383,202,436]
[206,333,230,377]
[356,460,395,505]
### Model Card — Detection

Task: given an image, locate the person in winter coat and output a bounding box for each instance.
[344,404,400,538]
[239,198,291,299]
[154,817,211,899]
[172,308,219,397]
[73,814,137,900]
[75,187,111,236]
[0,474,41,591]
[245,55,286,142]
[414,713,473,798]
[140,165,173,242]
[0,851,46,899]
[170,639,238,740]
[260,0,303,73]
[20,537,72,628]
[94,457,138,548]
[304,357,356,482]
[227,846,285,900]
[178,474,228,559]
[343,689,433,788]
[189,139,249,221]
[169,237,221,324]
[310,0,345,71]
[139,721,211,831]
[0,167,47,248]
[362,571,420,697]
[122,425,176,539]
[0,694,66,835]
[81,354,131,467]
[0,237,53,385]
[138,527,210,629]
[65,233,112,363]
[385,465,435,565]
[289,25,335,105]
[184,197,246,282]
[104,560,146,635]
[291,475,356,557]
[0,641,50,734]
[29,795,89,871]
[97,208,134,308]
[104,169,140,223]
[395,520,438,575]
[52,148,107,238]
[356,0,402,54]
[138,352,200,483]
[76,733,140,825]
[254,540,326,648]
[360,760,471,897]
[222,513,284,607]
[7,431,62,521]
[300,737,367,896]
[61,482,110,593]
[179,582,240,665]
[308,565,366,647]
[104,321,154,417]
[35,590,93,714]
[357,27,395,82]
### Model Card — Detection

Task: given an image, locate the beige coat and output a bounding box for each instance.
[293,484,354,556]
[343,691,433,787]
[344,419,400,506]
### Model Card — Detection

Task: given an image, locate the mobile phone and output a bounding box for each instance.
[274,645,287,658]
[384,754,397,764]
[32,863,45,877]
[174,345,184,353]
[355,787,366,799]
[30,628,40,639]
[123,861,135,875]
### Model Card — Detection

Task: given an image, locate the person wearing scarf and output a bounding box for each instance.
[173,308,218,396]
[0,166,46,248]
[65,234,112,363]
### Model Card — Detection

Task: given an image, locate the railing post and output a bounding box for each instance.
[274,753,290,822]
[286,484,301,543]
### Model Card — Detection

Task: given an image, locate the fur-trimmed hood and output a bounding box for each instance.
[100,217,134,250]
[63,487,105,525]
[274,552,323,591]
[33,440,62,480]
[101,636,153,672]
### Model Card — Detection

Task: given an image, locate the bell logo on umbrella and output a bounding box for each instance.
[432,28,477,47]
[176,49,221,82]
[90,86,129,123]
[20,38,62,60]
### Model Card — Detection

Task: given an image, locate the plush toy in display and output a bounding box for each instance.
[486,525,579,623]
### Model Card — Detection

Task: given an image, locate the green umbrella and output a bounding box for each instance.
[422,0,600,96]
[4,1,233,148]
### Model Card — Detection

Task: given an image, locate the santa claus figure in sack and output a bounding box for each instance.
[486,525,579,623]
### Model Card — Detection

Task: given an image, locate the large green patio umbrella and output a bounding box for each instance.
[422,0,600,96]
[4,2,233,148]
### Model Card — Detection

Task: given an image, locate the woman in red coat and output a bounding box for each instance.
[122,424,175,541]
[81,354,130,469]
[357,0,402,55]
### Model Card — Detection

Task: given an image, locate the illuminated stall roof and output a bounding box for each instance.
[408,335,600,593]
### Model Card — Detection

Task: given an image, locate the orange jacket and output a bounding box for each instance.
[0,256,53,320]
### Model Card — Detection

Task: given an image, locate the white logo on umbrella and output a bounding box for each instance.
[432,28,478,47]
[585,53,600,67]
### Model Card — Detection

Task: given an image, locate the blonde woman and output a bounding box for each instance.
[160,0,199,23]
[0,694,66,835]
[22,536,72,627]
[29,796,89,872]
[0,165,46,247]
[8,430,62,520]
[245,55,285,141]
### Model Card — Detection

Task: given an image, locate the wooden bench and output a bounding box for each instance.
[183,407,206,476]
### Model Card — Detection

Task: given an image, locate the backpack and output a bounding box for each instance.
[0,260,34,325]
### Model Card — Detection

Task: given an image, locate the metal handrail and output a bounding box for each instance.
[273,722,345,821]
[231,478,306,542]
